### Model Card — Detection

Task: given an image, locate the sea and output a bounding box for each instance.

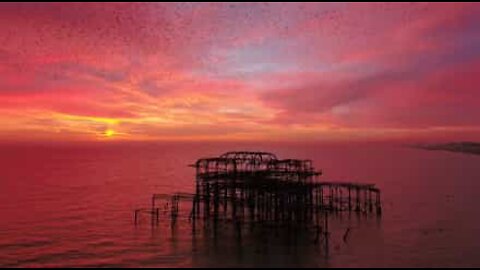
[1,141,479,267]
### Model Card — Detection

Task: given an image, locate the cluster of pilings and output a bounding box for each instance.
[134,151,382,248]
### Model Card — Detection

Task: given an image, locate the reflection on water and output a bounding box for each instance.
[131,209,383,268]
[1,142,480,267]
[190,222,330,268]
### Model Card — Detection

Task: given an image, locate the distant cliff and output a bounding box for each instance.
[413,142,480,156]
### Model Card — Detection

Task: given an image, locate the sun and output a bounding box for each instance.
[104,129,115,137]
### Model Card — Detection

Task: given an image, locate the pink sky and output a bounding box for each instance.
[1,2,480,142]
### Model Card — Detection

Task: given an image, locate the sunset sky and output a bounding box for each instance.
[1,2,480,142]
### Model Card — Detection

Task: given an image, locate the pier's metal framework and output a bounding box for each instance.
[135,151,382,249]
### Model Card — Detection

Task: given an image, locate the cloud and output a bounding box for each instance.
[0,3,480,141]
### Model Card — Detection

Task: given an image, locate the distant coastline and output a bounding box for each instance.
[412,141,480,156]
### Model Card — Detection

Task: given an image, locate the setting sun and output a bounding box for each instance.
[104,129,115,138]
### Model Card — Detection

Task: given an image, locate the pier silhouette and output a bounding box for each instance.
[134,151,382,254]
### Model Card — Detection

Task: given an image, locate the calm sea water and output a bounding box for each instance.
[1,142,479,267]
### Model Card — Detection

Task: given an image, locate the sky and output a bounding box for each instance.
[1,2,480,142]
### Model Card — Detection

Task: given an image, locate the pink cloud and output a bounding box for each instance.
[0,3,480,141]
